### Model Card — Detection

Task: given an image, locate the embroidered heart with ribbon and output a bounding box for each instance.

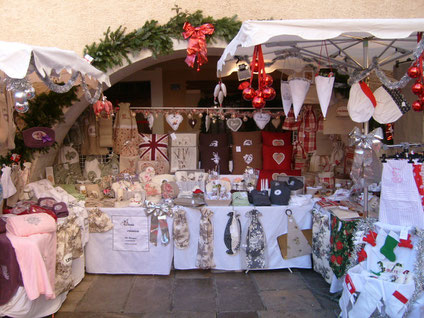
[166,113,183,131]
[273,153,285,165]
[253,112,271,130]
[226,118,242,132]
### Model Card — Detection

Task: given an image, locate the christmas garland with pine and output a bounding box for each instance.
[84,5,241,71]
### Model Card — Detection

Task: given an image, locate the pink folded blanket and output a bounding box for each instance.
[6,213,56,237]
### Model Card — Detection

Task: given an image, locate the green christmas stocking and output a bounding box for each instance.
[380,231,399,262]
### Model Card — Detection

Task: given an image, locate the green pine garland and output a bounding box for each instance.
[0,87,79,166]
[84,5,241,72]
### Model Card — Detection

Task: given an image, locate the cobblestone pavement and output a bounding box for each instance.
[55,269,341,318]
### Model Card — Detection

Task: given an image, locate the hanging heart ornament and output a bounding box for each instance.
[271,117,281,129]
[166,113,183,131]
[226,118,242,132]
[188,118,197,128]
[253,112,271,130]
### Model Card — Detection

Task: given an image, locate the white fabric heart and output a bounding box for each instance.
[166,113,183,131]
[280,81,292,116]
[289,78,311,120]
[253,112,271,130]
[243,154,253,164]
[273,152,285,165]
[226,118,242,132]
[147,113,154,130]
[315,75,335,118]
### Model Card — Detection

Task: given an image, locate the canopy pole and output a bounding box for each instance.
[363,39,369,218]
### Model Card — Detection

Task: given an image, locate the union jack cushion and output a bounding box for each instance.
[139,134,169,162]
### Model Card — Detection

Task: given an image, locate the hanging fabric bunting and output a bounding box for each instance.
[182,22,215,71]
[288,78,310,120]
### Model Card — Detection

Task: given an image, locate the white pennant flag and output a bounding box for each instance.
[288,78,310,120]
[280,80,292,116]
[315,75,335,118]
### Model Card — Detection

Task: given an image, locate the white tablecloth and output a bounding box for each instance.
[174,204,313,270]
[85,207,173,275]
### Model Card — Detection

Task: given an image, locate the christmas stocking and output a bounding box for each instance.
[349,280,383,318]
[380,231,399,262]
[385,284,415,318]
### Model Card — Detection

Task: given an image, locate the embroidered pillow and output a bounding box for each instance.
[232,145,262,174]
[231,131,262,148]
[261,131,292,147]
[200,147,230,174]
[139,134,169,162]
[262,145,293,171]
[199,133,229,148]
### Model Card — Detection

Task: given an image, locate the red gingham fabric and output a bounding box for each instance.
[298,105,317,154]
[139,134,169,161]
[282,109,302,131]
[317,113,324,132]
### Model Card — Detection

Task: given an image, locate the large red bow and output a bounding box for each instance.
[182,22,214,71]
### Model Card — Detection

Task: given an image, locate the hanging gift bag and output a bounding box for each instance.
[277,209,312,259]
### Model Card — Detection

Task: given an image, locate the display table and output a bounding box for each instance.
[85,207,174,275]
[174,204,314,270]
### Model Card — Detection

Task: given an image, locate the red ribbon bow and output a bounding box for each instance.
[182,22,214,71]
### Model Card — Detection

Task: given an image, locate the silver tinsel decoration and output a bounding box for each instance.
[35,68,80,93]
[5,76,33,92]
[402,228,424,318]
[343,218,424,317]
[348,38,424,89]
[81,77,102,104]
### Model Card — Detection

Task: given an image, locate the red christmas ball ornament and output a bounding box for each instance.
[412,81,424,95]
[238,81,250,90]
[262,74,274,87]
[407,66,421,79]
[412,100,423,111]
[242,87,256,101]
[252,96,266,109]
[262,87,276,101]
[255,89,264,98]
[251,61,259,73]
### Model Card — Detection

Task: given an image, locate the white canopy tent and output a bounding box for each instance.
[217,19,424,85]
[0,41,110,103]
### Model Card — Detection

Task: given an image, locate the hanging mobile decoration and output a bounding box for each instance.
[5,76,36,113]
[93,95,113,118]
[213,80,227,107]
[242,45,276,109]
[182,22,215,71]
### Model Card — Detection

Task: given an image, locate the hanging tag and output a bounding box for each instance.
[400,228,409,241]
[170,133,177,141]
